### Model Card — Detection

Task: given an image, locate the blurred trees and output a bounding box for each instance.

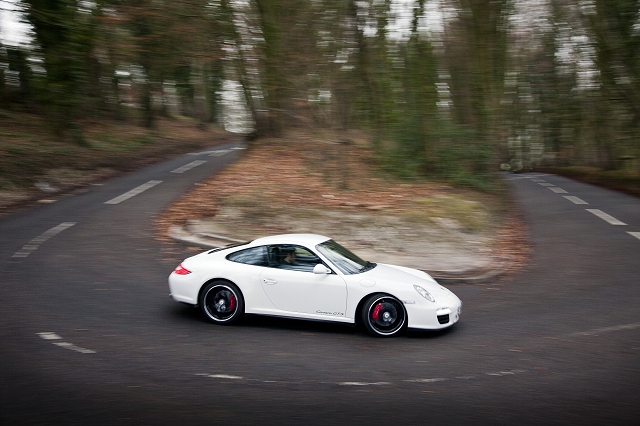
[589,0,640,168]
[1,0,639,184]
[23,0,96,141]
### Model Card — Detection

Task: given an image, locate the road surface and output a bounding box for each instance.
[1,149,639,425]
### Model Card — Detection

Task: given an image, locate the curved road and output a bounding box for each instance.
[1,147,639,425]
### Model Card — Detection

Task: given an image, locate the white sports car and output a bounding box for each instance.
[169,234,461,337]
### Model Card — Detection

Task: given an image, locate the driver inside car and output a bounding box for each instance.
[281,248,297,267]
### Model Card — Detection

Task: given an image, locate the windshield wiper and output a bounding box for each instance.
[360,261,376,272]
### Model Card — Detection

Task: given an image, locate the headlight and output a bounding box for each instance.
[413,285,435,302]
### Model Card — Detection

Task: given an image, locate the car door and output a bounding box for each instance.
[259,244,347,317]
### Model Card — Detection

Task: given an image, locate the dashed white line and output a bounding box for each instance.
[37,332,96,354]
[189,148,238,156]
[538,183,555,186]
[486,369,526,376]
[171,160,207,174]
[37,332,62,340]
[563,196,588,205]
[586,209,626,225]
[339,382,391,386]
[13,222,76,258]
[572,322,640,336]
[548,187,568,194]
[628,232,640,241]
[200,374,244,380]
[507,174,548,181]
[505,176,530,180]
[104,180,162,204]
[531,179,546,183]
[196,369,529,388]
[208,149,232,157]
[52,342,96,354]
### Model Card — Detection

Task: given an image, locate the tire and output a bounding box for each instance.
[199,281,244,324]
[361,294,406,337]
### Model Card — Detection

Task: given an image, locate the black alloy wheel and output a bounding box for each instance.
[361,294,407,337]
[199,281,244,324]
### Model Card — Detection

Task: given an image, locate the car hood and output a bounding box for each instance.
[358,264,457,301]
[360,264,436,287]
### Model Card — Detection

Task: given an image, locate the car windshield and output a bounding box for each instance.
[316,240,375,275]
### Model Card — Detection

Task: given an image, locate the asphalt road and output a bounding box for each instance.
[1,147,639,426]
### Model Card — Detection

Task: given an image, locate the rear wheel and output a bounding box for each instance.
[361,294,406,337]
[199,281,244,324]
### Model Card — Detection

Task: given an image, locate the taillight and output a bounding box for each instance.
[173,264,191,275]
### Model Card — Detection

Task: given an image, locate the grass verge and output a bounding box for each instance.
[0,109,239,215]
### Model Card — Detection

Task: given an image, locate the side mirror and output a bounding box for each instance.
[313,264,331,274]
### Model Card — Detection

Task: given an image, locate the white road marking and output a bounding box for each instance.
[538,183,555,186]
[338,382,391,386]
[628,232,640,241]
[506,174,548,181]
[202,374,244,380]
[563,196,588,205]
[104,180,162,204]
[37,332,96,354]
[53,342,96,354]
[531,179,545,183]
[13,222,76,258]
[189,149,219,156]
[487,369,526,376]
[171,160,207,174]
[208,149,232,157]
[586,209,626,225]
[573,322,640,336]
[548,187,568,193]
[37,332,62,340]
[189,148,239,156]
[189,317,640,390]
[196,368,528,388]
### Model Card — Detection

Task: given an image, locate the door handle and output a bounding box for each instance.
[262,278,278,285]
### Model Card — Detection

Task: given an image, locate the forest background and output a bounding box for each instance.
[1,0,640,204]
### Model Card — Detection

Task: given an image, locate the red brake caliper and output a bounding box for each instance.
[229,294,237,311]
[371,303,382,320]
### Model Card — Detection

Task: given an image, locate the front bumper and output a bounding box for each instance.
[405,296,461,330]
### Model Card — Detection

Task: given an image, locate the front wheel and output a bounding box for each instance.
[199,281,244,324]
[361,294,406,337]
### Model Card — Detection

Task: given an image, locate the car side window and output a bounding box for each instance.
[226,246,268,266]
[267,244,322,273]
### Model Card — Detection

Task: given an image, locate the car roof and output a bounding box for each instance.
[250,234,331,247]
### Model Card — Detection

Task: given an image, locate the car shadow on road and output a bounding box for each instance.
[242,314,359,336]
[405,325,459,339]
[169,303,460,339]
